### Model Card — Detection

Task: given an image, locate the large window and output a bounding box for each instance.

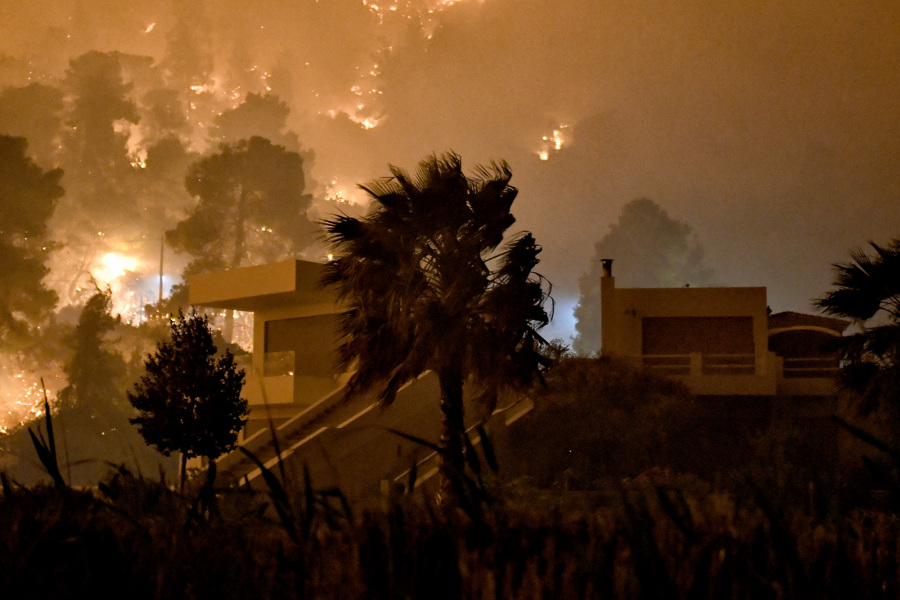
[263,315,336,377]
[642,317,754,355]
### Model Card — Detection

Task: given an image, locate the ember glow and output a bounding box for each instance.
[0,365,60,434]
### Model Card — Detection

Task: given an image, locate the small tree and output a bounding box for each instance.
[58,288,126,415]
[129,310,247,491]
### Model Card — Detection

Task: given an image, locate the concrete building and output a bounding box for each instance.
[597,258,847,398]
[189,259,530,498]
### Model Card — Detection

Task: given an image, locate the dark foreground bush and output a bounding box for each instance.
[2,469,900,599]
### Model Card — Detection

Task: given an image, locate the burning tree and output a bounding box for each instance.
[128,310,247,491]
[322,152,551,503]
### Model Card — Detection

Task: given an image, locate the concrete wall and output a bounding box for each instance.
[599,270,777,395]
[190,259,346,423]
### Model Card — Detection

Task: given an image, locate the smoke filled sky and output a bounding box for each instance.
[2,0,899,342]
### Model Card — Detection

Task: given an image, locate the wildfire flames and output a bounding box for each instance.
[537,125,570,161]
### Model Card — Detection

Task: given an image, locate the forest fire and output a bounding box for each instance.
[1,5,900,595]
[0,0,897,469]
[0,370,49,434]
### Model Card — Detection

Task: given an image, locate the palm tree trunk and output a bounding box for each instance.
[437,371,465,505]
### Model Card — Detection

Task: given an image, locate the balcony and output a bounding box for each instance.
[637,352,776,396]
[635,352,839,397]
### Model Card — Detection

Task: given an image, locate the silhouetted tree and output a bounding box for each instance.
[62,51,140,175]
[0,136,63,348]
[58,289,126,415]
[816,238,900,423]
[574,198,713,354]
[167,136,314,274]
[138,87,192,142]
[322,152,551,503]
[54,50,144,274]
[129,311,247,491]
[159,1,214,92]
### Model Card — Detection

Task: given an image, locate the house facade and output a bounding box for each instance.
[598,259,847,398]
[597,258,850,479]
[190,259,346,437]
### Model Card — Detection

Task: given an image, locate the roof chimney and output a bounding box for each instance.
[600,258,613,278]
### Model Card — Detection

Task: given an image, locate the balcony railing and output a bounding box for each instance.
[701,353,755,375]
[641,354,691,376]
[781,357,839,379]
[636,352,839,396]
[641,353,756,376]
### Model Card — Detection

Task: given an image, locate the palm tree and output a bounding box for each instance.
[322,152,552,502]
[816,238,900,418]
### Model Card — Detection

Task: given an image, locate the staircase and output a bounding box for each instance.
[214,373,533,501]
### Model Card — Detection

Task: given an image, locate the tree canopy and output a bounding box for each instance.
[574,198,713,355]
[62,51,139,175]
[210,93,301,152]
[0,136,63,347]
[167,136,314,276]
[322,152,551,502]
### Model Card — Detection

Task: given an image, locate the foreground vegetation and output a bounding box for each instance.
[2,465,899,600]
[3,352,896,598]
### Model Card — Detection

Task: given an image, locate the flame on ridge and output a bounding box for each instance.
[537,124,571,161]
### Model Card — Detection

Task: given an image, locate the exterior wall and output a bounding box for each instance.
[189,259,346,417]
[191,259,538,497]
[601,282,769,358]
[599,272,777,395]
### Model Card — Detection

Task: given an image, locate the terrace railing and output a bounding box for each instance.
[781,357,839,379]
[636,352,839,396]
[640,353,756,376]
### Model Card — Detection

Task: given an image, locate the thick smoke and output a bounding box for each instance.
[1,0,899,341]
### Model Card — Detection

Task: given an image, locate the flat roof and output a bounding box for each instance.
[189,259,336,311]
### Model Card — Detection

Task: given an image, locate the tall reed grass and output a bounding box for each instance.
[2,463,899,599]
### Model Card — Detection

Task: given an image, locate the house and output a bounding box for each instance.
[188,259,531,498]
[598,258,847,398]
